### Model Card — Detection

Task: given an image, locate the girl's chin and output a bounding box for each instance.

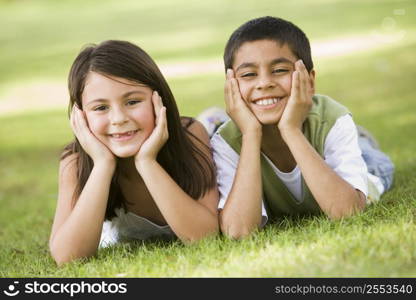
[111,147,141,159]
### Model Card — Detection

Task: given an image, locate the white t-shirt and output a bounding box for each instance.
[99,208,175,248]
[211,114,384,227]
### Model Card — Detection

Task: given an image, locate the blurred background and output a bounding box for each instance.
[0,0,415,275]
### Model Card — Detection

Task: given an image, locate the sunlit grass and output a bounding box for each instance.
[0,0,415,277]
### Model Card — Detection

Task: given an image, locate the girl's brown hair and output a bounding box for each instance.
[63,40,216,220]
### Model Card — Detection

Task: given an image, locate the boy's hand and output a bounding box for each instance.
[278,60,314,137]
[225,69,261,136]
[70,105,116,166]
[135,91,168,169]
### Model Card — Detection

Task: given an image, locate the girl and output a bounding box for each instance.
[49,40,219,265]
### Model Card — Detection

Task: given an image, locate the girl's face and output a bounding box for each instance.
[81,72,155,158]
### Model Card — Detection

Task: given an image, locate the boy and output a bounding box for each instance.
[209,16,394,238]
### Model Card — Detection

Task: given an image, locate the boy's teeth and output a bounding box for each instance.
[254,98,279,105]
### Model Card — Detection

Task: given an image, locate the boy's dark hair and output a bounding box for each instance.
[224,16,314,72]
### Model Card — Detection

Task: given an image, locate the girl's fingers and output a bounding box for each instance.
[158,106,167,131]
[152,91,163,121]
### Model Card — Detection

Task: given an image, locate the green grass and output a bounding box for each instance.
[0,0,415,277]
[1,0,415,88]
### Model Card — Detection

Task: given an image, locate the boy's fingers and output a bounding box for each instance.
[230,78,243,104]
[225,77,235,110]
[291,69,300,100]
[298,61,307,101]
[226,68,234,80]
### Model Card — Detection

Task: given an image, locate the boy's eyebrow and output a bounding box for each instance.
[235,57,295,72]
[270,57,295,66]
[235,62,257,72]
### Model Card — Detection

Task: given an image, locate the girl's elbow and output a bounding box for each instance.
[49,246,72,267]
[177,222,220,244]
[49,242,94,267]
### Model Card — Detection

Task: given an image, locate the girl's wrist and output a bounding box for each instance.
[135,157,158,174]
[93,158,117,172]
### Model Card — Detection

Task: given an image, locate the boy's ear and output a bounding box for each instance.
[309,70,316,94]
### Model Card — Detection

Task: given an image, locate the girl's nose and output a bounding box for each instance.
[110,108,128,125]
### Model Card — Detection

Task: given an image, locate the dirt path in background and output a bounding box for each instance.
[0,32,405,115]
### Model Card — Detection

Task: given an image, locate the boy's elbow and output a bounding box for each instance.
[327,193,366,220]
[219,213,258,239]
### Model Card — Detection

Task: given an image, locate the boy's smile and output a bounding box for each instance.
[233,39,314,125]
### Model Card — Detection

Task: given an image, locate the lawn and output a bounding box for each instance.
[0,0,415,277]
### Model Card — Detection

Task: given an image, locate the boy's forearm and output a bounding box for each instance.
[220,132,263,238]
[50,163,114,265]
[137,160,219,243]
[281,128,365,219]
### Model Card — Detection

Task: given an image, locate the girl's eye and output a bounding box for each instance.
[126,99,141,106]
[93,105,108,111]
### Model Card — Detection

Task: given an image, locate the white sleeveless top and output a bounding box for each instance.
[99,208,175,248]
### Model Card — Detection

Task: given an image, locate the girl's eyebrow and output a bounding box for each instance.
[122,90,147,98]
[85,90,147,106]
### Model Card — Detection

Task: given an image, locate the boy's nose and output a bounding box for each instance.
[255,74,276,90]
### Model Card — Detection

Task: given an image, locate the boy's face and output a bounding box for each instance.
[232,39,315,125]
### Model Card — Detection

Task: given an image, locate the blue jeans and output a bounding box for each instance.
[358,135,394,192]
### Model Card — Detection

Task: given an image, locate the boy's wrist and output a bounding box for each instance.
[242,130,262,143]
[279,126,303,143]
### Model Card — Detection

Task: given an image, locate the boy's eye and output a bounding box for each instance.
[241,72,256,78]
[273,69,288,74]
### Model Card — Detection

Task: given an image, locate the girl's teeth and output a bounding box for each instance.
[112,131,135,138]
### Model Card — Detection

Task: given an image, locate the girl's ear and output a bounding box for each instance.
[309,70,316,94]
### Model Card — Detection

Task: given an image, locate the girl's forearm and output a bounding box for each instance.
[281,128,365,219]
[136,160,219,243]
[50,163,115,265]
[219,132,263,238]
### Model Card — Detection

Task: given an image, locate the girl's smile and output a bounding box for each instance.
[82,72,155,158]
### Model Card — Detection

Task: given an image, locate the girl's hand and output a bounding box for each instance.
[278,60,314,136]
[225,69,261,136]
[70,105,116,166]
[135,91,168,168]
